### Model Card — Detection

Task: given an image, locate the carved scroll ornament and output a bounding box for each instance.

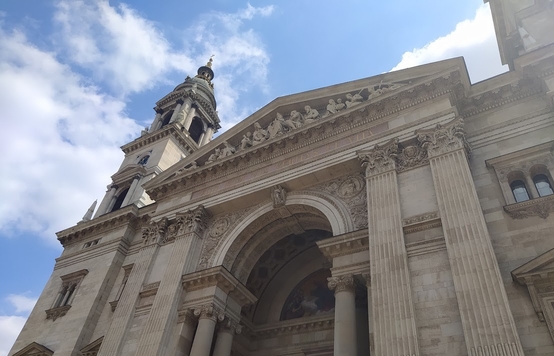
[327,274,355,293]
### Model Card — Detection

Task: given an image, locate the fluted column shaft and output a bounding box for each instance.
[98,222,164,356]
[419,119,524,356]
[359,139,419,356]
[328,275,357,356]
[135,207,209,356]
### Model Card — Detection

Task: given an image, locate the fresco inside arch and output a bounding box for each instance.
[280,269,335,321]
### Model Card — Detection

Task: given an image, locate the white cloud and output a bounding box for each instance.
[0,315,26,355]
[0,1,274,244]
[392,4,508,83]
[6,295,37,314]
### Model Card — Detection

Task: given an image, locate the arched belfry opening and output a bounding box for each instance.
[188,116,204,143]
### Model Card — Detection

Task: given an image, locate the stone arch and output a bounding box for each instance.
[211,190,354,268]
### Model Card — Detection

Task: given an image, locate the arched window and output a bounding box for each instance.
[510,180,530,202]
[533,174,554,197]
[189,117,204,144]
[111,188,129,212]
[160,110,173,128]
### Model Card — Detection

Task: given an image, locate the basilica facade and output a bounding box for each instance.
[9,1,554,355]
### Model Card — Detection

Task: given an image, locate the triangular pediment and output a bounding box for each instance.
[80,336,103,355]
[144,57,470,201]
[512,248,554,285]
[12,342,54,356]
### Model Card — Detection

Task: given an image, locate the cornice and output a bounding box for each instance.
[54,239,129,270]
[121,123,198,156]
[406,237,447,257]
[402,212,442,234]
[317,229,368,259]
[251,314,334,339]
[147,70,462,202]
[56,205,143,247]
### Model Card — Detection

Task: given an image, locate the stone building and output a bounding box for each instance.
[9,1,554,355]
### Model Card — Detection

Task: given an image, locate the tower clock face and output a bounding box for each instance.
[138,155,150,165]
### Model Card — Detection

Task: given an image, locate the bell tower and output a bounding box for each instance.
[92,59,221,218]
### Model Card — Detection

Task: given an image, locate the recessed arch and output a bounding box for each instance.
[211,190,354,268]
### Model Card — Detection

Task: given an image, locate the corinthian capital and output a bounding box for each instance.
[141,218,169,246]
[176,205,210,236]
[193,303,224,321]
[416,118,470,158]
[358,138,399,177]
[327,275,355,293]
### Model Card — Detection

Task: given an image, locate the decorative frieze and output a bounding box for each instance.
[327,275,355,293]
[504,194,554,219]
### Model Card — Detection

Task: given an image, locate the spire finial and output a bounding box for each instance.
[207,55,214,68]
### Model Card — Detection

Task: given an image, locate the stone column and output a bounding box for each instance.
[176,97,193,126]
[213,317,240,356]
[200,126,214,146]
[97,220,166,356]
[135,206,210,356]
[150,108,164,132]
[524,174,540,199]
[183,104,197,130]
[94,184,117,218]
[418,118,524,355]
[363,273,373,353]
[121,175,141,208]
[358,139,420,356]
[189,304,222,356]
[328,275,357,356]
[170,99,184,123]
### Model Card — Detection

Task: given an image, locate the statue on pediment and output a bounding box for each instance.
[268,113,287,139]
[220,141,236,157]
[207,148,221,164]
[252,122,268,145]
[240,132,253,150]
[289,110,304,128]
[326,99,338,115]
[303,105,319,124]
[345,92,363,108]
[335,98,346,111]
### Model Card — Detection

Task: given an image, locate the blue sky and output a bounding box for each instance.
[0,0,507,353]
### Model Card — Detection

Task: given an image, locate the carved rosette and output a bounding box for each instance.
[358,138,399,177]
[396,143,428,172]
[141,218,169,246]
[327,275,355,294]
[193,303,224,322]
[417,118,469,158]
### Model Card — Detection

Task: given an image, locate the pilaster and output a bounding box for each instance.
[98,219,166,356]
[358,139,420,356]
[418,118,524,355]
[135,206,210,356]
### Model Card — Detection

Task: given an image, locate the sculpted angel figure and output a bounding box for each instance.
[207,148,221,163]
[345,92,363,108]
[240,132,253,150]
[252,122,268,145]
[220,141,236,157]
[303,105,319,124]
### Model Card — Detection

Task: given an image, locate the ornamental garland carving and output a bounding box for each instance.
[417,118,469,158]
[310,175,367,229]
[327,275,355,293]
[358,138,399,177]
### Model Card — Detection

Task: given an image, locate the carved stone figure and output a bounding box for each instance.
[252,122,268,145]
[345,92,363,108]
[281,112,299,131]
[207,148,221,163]
[289,110,304,128]
[176,161,198,174]
[326,99,338,115]
[303,105,319,124]
[175,108,186,123]
[335,98,346,111]
[220,141,236,157]
[272,185,287,208]
[240,132,253,150]
[367,86,383,100]
[268,113,287,139]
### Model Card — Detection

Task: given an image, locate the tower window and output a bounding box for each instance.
[111,188,129,212]
[189,117,204,144]
[510,180,530,202]
[160,110,173,128]
[138,155,150,166]
[533,174,554,197]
